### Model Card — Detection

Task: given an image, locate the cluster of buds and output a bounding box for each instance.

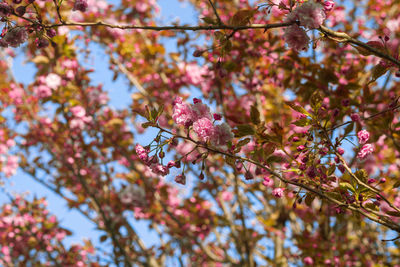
[135,144,181,178]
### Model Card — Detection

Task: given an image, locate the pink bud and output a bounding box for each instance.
[350,113,360,122]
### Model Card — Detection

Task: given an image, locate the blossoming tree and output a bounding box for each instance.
[0,0,400,266]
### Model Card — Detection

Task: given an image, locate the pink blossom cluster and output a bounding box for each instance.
[272,187,285,198]
[0,130,18,178]
[283,25,310,51]
[69,105,92,130]
[8,84,24,105]
[33,73,62,98]
[0,27,28,48]
[0,197,91,266]
[286,0,326,29]
[356,130,374,159]
[283,0,329,51]
[172,97,233,146]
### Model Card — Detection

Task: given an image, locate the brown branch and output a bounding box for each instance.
[45,21,293,31]
[319,25,400,68]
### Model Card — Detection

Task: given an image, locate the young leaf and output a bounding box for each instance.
[250,105,261,125]
[235,124,255,137]
[230,9,256,26]
[285,102,311,116]
[310,91,323,111]
[201,16,217,25]
[370,63,389,82]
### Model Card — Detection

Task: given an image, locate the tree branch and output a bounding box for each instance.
[319,25,400,68]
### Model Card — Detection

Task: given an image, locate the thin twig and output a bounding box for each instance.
[207,0,223,25]
[327,104,400,132]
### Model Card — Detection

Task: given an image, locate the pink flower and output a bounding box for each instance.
[3,155,18,177]
[287,0,326,29]
[283,25,310,51]
[172,101,194,128]
[213,113,222,121]
[338,164,346,173]
[357,144,374,159]
[192,102,212,121]
[70,105,86,118]
[73,0,88,12]
[45,73,61,90]
[175,174,186,185]
[357,130,370,145]
[211,123,233,147]
[135,144,149,162]
[323,0,335,13]
[263,176,274,188]
[193,117,215,142]
[34,85,52,98]
[245,171,254,180]
[272,188,285,198]
[304,256,314,265]
[221,191,233,201]
[297,145,306,151]
[193,98,202,104]
[3,27,28,48]
[150,164,169,176]
[350,113,360,122]
[69,106,92,130]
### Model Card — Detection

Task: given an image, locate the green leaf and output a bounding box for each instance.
[201,16,217,25]
[235,124,255,137]
[370,63,389,82]
[310,91,323,111]
[343,122,354,137]
[292,117,311,127]
[266,155,286,164]
[250,105,261,125]
[340,182,355,193]
[305,193,316,207]
[286,102,311,116]
[392,180,400,189]
[230,9,256,26]
[364,202,379,211]
[225,156,236,167]
[263,142,276,156]
[237,138,251,148]
[222,39,232,52]
[214,31,225,40]
[351,44,372,56]
[327,165,336,176]
[355,169,368,183]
